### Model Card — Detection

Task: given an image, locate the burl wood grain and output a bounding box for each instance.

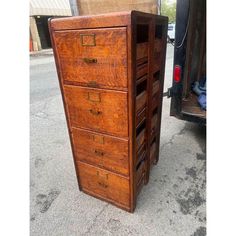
[54,27,127,90]
[64,85,128,137]
[72,127,129,176]
[77,161,130,208]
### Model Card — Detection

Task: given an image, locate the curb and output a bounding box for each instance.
[30,49,54,57]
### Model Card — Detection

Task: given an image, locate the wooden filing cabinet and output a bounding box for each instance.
[49,11,168,212]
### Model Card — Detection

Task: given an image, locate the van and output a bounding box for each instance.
[165,0,206,124]
[168,23,175,42]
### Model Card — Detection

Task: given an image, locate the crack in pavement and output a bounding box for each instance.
[160,124,187,152]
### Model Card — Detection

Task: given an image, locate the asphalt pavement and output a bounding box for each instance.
[30,44,206,236]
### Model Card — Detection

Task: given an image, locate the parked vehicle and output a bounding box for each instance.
[167,23,175,42]
[165,0,206,124]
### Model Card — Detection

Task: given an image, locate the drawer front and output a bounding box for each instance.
[54,28,127,89]
[64,85,128,137]
[77,162,130,207]
[72,128,129,176]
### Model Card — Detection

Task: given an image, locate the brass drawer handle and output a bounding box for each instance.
[94,149,104,156]
[83,58,97,63]
[98,182,108,188]
[89,109,102,116]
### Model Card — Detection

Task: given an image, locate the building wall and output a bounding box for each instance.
[30,16,42,51]
[29,0,72,51]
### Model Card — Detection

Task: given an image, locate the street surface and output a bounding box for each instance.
[30,44,206,236]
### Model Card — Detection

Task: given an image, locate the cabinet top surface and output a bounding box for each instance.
[49,11,168,31]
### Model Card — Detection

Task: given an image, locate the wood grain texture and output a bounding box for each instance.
[136,128,146,152]
[136,91,147,113]
[150,141,157,166]
[54,27,127,90]
[136,63,148,79]
[152,80,160,96]
[72,127,129,176]
[49,11,168,212]
[136,42,148,60]
[77,161,130,208]
[136,107,146,127]
[64,85,128,137]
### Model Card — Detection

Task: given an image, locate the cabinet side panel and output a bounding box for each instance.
[127,16,135,212]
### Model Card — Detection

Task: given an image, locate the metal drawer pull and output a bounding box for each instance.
[98,182,108,188]
[89,109,102,115]
[83,58,97,63]
[94,149,104,156]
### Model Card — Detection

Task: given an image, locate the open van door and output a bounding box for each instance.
[165,0,206,124]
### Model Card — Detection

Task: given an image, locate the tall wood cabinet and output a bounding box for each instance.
[49,11,168,212]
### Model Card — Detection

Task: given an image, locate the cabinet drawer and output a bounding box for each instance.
[64,85,128,137]
[72,128,129,176]
[77,162,130,208]
[54,27,127,89]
